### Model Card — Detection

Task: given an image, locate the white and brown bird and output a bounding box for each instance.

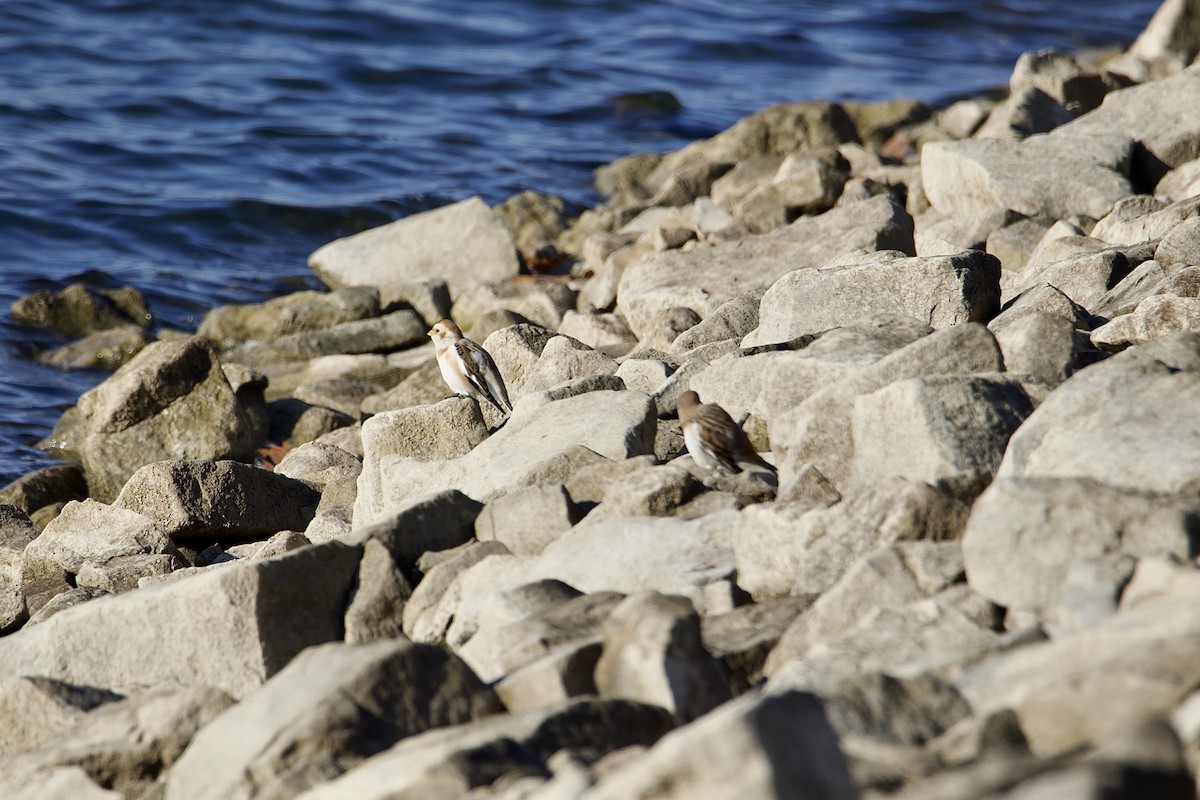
[428,319,513,414]
[677,390,776,475]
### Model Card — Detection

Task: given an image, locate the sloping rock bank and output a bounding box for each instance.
[4,3,1200,797]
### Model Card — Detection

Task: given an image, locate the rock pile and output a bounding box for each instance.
[4,1,1200,796]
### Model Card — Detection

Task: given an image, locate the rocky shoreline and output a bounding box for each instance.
[3,1,1200,797]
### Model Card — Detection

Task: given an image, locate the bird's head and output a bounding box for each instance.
[428,319,463,346]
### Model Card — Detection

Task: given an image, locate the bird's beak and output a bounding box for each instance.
[427,328,435,336]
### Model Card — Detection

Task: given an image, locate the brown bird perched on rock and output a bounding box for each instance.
[428,319,513,414]
[677,390,776,475]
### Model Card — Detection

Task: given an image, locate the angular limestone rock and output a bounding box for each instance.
[744,250,1000,347]
[309,196,520,298]
[165,639,501,800]
[113,459,321,543]
[75,336,266,502]
[922,134,1133,220]
[617,195,914,343]
[198,287,382,348]
[0,542,361,700]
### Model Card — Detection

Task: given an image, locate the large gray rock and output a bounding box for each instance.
[308,196,520,298]
[1091,294,1200,349]
[0,685,233,799]
[744,250,1000,347]
[0,506,44,630]
[355,390,657,527]
[342,539,411,644]
[733,479,970,601]
[21,500,184,594]
[75,336,266,502]
[358,396,488,470]
[962,477,1200,633]
[701,596,813,695]
[39,324,150,371]
[992,311,1088,388]
[0,542,361,700]
[1004,248,1133,310]
[113,459,320,543]
[770,323,1005,493]
[164,639,501,800]
[198,287,382,348]
[594,591,732,724]
[417,511,740,652]
[294,698,673,800]
[0,464,87,516]
[1091,195,1200,246]
[617,195,914,343]
[1055,63,1200,182]
[516,335,620,397]
[584,689,858,800]
[956,581,1200,757]
[474,483,581,555]
[11,283,150,337]
[0,676,120,758]
[922,134,1133,220]
[349,489,483,569]
[996,331,1200,493]
[847,374,1036,499]
[227,309,427,366]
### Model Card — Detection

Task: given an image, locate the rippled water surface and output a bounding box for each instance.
[0,0,1161,484]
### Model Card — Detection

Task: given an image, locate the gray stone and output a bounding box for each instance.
[164,639,502,800]
[585,689,858,800]
[769,542,965,673]
[0,676,121,758]
[309,196,520,298]
[452,279,577,335]
[198,287,382,348]
[914,208,1017,254]
[355,390,656,527]
[1156,156,1200,201]
[39,324,150,370]
[292,377,383,418]
[993,311,1087,387]
[0,685,233,800]
[0,541,361,700]
[996,332,1200,493]
[744,249,1000,347]
[594,591,732,724]
[668,287,765,357]
[557,311,638,352]
[989,283,1094,334]
[733,480,970,601]
[1056,64,1200,182]
[343,539,412,644]
[1091,195,1200,245]
[1156,216,1200,267]
[273,440,362,491]
[922,134,1133,220]
[351,488,482,571]
[614,358,675,394]
[986,216,1054,272]
[963,477,1199,633]
[1092,258,1198,319]
[423,512,740,653]
[495,189,569,256]
[974,87,1075,140]
[0,505,38,631]
[11,283,150,337]
[401,540,509,641]
[768,585,1007,690]
[584,464,699,522]
[227,309,427,366]
[710,155,786,211]
[113,459,320,543]
[260,352,409,403]
[770,323,1004,493]
[847,373,1036,499]
[617,195,914,343]
[267,398,355,448]
[956,587,1200,757]
[356,356,446,415]
[454,584,622,682]
[293,698,673,800]
[1091,294,1200,349]
[1009,49,1111,114]
[0,464,87,517]
[23,587,108,627]
[732,149,849,230]
[517,335,620,397]
[477,322,559,396]
[22,499,183,590]
[75,336,266,502]
[494,640,604,712]
[358,397,488,480]
[701,596,813,695]
[474,483,580,556]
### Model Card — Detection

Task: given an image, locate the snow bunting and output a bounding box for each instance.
[428,319,513,414]
[677,390,776,474]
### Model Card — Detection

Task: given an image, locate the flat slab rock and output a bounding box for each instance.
[355,389,657,528]
[616,195,914,343]
[308,196,520,299]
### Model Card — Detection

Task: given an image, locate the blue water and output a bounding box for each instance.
[0,0,1161,485]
